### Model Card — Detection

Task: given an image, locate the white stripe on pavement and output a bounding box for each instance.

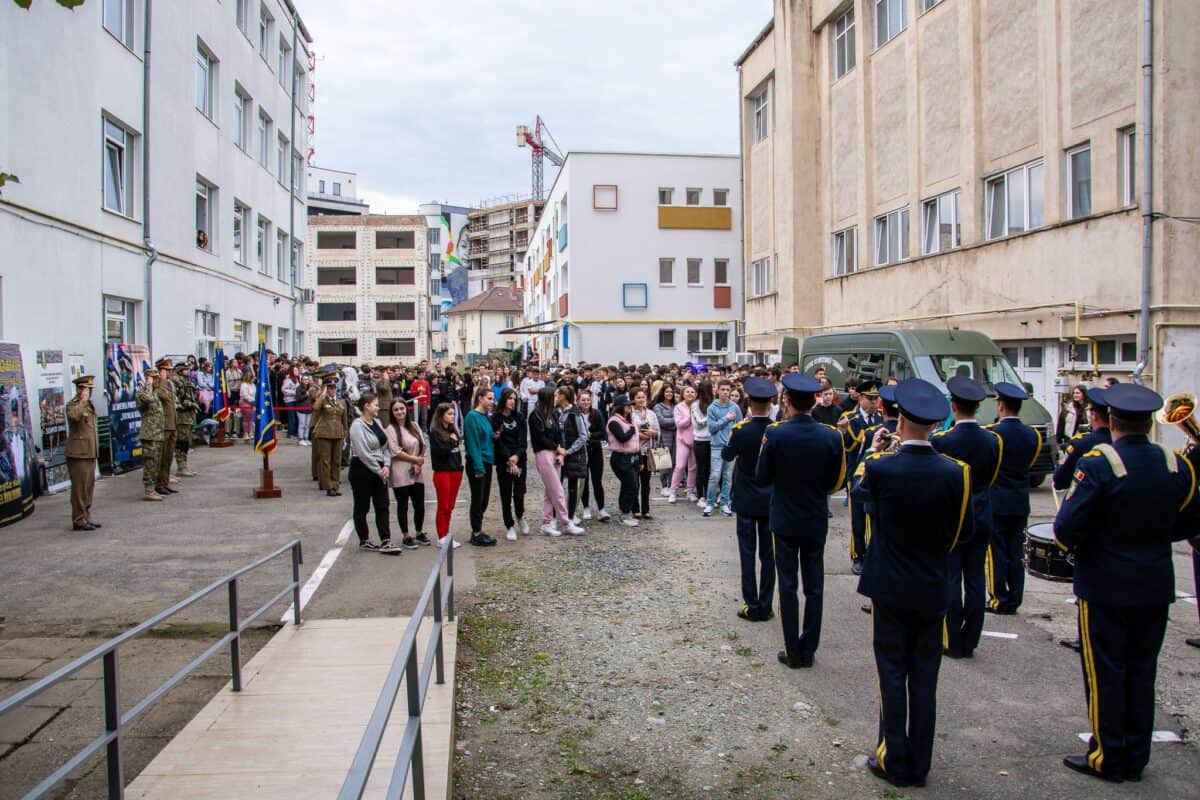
[281,547,343,623]
[981,631,1019,640]
[1077,731,1180,744]
[334,518,353,546]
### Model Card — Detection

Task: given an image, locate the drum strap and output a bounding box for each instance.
[1093,443,1177,477]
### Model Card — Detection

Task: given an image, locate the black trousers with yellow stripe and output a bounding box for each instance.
[945,533,988,656]
[987,514,1027,611]
[871,601,944,783]
[850,498,867,562]
[1076,599,1169,778]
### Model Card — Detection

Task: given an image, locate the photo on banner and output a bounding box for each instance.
[104,342,151,473]
[36,349,69,493]
[0,342,37,527]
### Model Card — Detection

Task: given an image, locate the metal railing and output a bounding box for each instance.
[0,540,304,800]
[338,535,455,800]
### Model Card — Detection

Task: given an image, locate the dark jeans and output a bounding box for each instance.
[467,463,492,533]
[774,533,825,661]
[736,514,775,618]
[581,441,605,510]
[566,476,585,519]
[496,459,527,528]
[610,452,639,514]
[349,459,391,543]
[286,403,298,437]
[987,514,1028,612]
[392,482,425,535]
[945,532,988,656]
[637,457,653,514]
[694,440,711,498]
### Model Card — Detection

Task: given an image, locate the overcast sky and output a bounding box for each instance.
[294,0,773,214]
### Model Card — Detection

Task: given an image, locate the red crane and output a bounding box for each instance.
[516,116,565,201]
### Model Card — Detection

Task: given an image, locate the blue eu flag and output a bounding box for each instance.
[253,339,277,455]
[212,346,229,423]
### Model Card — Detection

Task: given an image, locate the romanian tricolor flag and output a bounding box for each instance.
[252,338,277,455]
[212,345,230,422]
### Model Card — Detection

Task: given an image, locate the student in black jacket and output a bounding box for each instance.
[578,390,610,521]
[428,402,464,549]
[492,388,528,541]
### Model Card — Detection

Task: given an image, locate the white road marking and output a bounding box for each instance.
[981,631,1019,640]
[281,547,342,623]
[1077,731,1180,744]
[334,519,353,546]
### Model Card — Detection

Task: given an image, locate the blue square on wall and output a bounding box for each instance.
[622,283,648,309]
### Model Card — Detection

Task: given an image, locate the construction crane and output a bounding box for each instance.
[516,116,564,201]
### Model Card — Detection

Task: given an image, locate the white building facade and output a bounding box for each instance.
[0,0,313,420]
[522,152,743,365]
[307,166,369,216]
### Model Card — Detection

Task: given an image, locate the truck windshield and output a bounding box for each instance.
[915,354,1024,394]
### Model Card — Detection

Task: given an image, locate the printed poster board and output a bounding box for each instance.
[0,342,36,526]
[104,342,150,473]
[35,349,69,493]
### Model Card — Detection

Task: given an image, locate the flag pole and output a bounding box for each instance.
[254,450,281,498]
[252,335,282,498]
[210,341,234,447]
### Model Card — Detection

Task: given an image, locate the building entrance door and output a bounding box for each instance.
[1000,342,1048,411]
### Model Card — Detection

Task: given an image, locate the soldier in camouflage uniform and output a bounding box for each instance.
[136,369,165,501]
[173,363,200,477]
[154,358,178,494]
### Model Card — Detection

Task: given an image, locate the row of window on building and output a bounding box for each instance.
[314,266,442,295]
[657,258,732,286]
[656,328,731,354]
[316,338,419,359]
[832,0,947,82]
[314,229,431,250]
[102,296,299,359]
[656,187,730,207]
[315,301,440,325]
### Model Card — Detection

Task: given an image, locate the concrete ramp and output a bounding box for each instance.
[127,618,456,799]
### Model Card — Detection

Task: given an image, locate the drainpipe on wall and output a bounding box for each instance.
[288,13,299,356]
[735,63,747,362]
[142,0,156,354]
[1132,0,1154,386]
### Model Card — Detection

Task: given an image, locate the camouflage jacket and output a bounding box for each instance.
[173,375,200,425]
[137,380,165,442]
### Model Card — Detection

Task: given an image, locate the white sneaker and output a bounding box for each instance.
[667,491,677,504]
[659,488,671,498]
[621,515,639,527]
[541,523,562,538]
[451,539,462,549]
[696,497,706,508]
[582,508,593,520]
[518,518,529,535]
[597,508,611,522]
[571,515,581,526]
[720,504,733,517]
[703,504,713,517]
[687,492,698,503]
[564,522,585,535]
[505,527,517,541]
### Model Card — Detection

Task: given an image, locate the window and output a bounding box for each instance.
[278,37,291,87]
[749,257,773,296]
[430,305,441,324]
[376,231,415,249]
[196,310,219,359]
[622,283,649,309]
[687,329,730,353]
[236,0,249,35]
[276,232,288,281]
[277,134,288,182]
[317,267,356,285]
[658,329,675,349]
[277,327,289,355]
[430,276,442,295]
[1094,336,1137,366]
[985,160,1045,239]
[658,187,673,205]
[713,189,729,207]
[195,179,213,251]
[658,258,674,284]
[1066,144,1092,220]
[234,88,250,150]
[874,0,907,48]
[294,331,304,356]
[318,339,358,357]
[874,207,910,266]
[921,0,943,11]
[318,179,326,193]
[292,152,304,196]
[104,297,135,343]
[233,201,249,265]
[428,227,441,245]
[257,110,271,168]
[714,258,729,285]
[102,117,133,216]
[256,215,270,273]
[834,7,856,79]
[316,231,356,249]
[502,314,516,330]
[375,267,415,285]
[232,319,250,353]
[1120,340,1138,363]
[291,240,302,285]
[258,3,273,58]
[103,0,133,48]
[333,182,342,196]
[195,45,214,118]
[832,227,857,276]
[751,86,770,143]
[686,188,701,206]
[376,338,416,357]
[317,302,357,321]
[429,253,442,276]
[1119,128,1136,207]
[687,258,702,285]
[921,190,961,255]
[376,302,416,321]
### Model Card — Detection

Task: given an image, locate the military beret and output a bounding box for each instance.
[781,374,821,394]
[743,377,776,401]
[946,376,987,403]
[895,378,950,425]
[1106,384,1161,421]
[994,382,1028,402]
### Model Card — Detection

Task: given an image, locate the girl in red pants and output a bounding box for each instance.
[428,402,464,548]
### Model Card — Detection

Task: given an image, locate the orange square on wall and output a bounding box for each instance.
[713,286,731,309]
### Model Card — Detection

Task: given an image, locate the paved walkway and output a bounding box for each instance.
[126,618,457,800]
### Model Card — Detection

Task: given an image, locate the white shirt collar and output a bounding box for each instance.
[903,439,934,448]
[955,419,979,425]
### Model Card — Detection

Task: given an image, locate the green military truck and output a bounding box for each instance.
[784,329,1057,486]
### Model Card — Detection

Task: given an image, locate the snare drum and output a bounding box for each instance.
[1025,522,1073,582]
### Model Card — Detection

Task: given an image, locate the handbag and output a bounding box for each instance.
[647,445,673,473]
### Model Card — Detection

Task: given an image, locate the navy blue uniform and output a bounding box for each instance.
[854,443,972,785]
[756,414,846,662]
[722,415,775,619]
[842,408,883,564]
[985,417,1042,612]
[1054,436,1200,779]
[931,420,1001,656]
[1052,427,1112,491]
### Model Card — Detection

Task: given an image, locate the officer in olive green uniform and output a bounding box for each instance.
[307,371,328,481]
[172,363,200,477]
[65,374,101,529]
[312,376,348,496]
[154,358,178,493]
[136,369,165,501]
[375,366,394,427]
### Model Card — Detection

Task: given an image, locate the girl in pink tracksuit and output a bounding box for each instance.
[668,385,698,502]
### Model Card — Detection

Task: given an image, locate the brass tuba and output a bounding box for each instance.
[1157,391,1200,447]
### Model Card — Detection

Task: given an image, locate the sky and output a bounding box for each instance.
[294,0,774,214]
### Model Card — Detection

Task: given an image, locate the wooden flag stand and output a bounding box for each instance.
[210,421,235,448]
[254,452,283,499]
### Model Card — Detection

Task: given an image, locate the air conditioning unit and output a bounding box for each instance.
[299,288,315,303]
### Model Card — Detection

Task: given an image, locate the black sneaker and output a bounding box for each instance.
[851,559,863,576]
[358,540,379,551]
[414,533,433,546]
[378,540,403,555]
[469,533,496,547]
[401,537,419,550]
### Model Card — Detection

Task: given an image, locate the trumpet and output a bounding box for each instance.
[870,428,902,454]
[1156,391,1200,450]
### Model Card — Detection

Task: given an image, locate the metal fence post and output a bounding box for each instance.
[228,579,242,692]
[432,575,445,686]
[406,648,426,800]
[291,542,303,625]
[446,538,455,622]
[102,650,123,800]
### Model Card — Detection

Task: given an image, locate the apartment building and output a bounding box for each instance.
[306,215,433,365]
[0,0,313,434]
[307,166,369,216]
[465,197,545,296]
[737,0,1200,413]
[445,286,523,363]
[521,152,743,365]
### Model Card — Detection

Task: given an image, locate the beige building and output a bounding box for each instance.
[737,0,1200,413]
[445,286,523,363]
[466,198,545,295]
[306,215,436,365]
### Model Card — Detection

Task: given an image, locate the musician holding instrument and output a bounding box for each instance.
[931,376,1002,659]
[1053,384,1200,783]
[838,380,883,576]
